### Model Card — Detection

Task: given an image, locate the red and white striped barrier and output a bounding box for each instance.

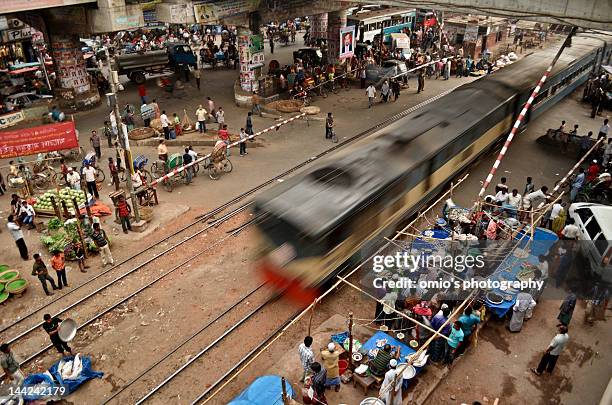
[432,10,451,48]
[478,28,577,198]
[149,112,307,187]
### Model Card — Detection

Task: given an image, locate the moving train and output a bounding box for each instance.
[253,33,612,301]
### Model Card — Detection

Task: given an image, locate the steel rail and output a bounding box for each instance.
[99,283,267,405]
[134,296,280,404]
[8,213,259,373]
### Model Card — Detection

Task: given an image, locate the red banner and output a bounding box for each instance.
[0,121,79,158]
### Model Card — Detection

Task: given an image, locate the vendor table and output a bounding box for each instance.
[485,227,558,317]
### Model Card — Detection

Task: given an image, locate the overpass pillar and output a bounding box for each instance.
[49,34,100,110]
[326,10,347,64]
[309,13,328,42]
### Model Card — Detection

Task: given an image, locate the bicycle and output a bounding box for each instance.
[204,157,233,180]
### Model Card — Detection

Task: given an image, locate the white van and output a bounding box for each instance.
[568,203,612,283]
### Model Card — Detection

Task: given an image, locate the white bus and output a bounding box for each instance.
[347,7,416,44]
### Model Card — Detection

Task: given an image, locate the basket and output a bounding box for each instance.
[139,206,154,222]
[0,270,20,284]
[300,106,320,115]
[150,118,163,133]
[129,127,155,140]
[0,291,8,304]
[274,100,303,113]
[6,279,28,295]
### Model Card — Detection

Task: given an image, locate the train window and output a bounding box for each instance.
[310,167,353,187]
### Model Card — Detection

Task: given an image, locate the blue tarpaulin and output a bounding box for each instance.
[21,355,103,401]
[228,375,295,405]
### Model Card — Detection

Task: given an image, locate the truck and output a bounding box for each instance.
[114,43,197,84]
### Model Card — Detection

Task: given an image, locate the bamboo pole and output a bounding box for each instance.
[336,276,452,342]
[348,312,354,367]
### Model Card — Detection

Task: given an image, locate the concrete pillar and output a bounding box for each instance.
[327,11,347,64]
[310,13,328,41]
[237,27,264,92]
[50,34,100,110]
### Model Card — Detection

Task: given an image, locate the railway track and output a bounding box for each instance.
[0,86,466,398]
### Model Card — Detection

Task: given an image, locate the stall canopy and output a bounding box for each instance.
[228,375,295,405]
[390,33,410,49]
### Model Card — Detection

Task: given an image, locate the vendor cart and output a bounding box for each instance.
[150,153,187,192]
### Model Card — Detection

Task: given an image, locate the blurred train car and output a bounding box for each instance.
[253,33,612,302]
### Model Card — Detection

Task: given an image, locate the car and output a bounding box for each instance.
[7,92,53,108]
[365,59,409,83]
[293,48,324,66]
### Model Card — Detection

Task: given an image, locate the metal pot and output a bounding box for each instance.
[58,318,78,342]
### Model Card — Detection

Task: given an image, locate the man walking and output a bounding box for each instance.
[207,97,216,122]
[246,112,254,137]
[7,215,28,260]
[92,223,114,267]
[82,162,99,199]
[381,80,390,102]
[239,128,248,156]
[532,325,569,375]
[444,320,464,365]
[570,167,585,202]
[42,314,72,356]
[366,83,376,108]
[103,121,113,148]
[325,112,334,140]
[31,253,57,296]
[251,92,262,116]
[117,195,132,233]
[50,249,68,289]
[193,67,201,90]
[90,130,101,159]
[160,110,170,139]
[183,148,193,184]
[417,69,425,93]
[0,343,24,387]
[109,157,120,191]
[196,105,207,133]
[216,107,225,131]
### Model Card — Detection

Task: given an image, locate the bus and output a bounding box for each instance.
[347,7,416,44]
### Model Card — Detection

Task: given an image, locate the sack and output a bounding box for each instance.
[331,131,338,143]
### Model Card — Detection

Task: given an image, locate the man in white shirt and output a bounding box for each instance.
[561,219,579,240]
[160,110,170,139]
[366,84,376,108]
[215,107,225,131]
[7,215,28,260]
[131,171,143,189]
[536,255,549,279]
[598,118,609,140]
[21,201,36,229]
[522,186,549,211]
[82,162,99,199]
[505,189,522,209]
[195,105,207,133]
[66,167,81,190]
[548,201,564,228]
[532,325,569,375]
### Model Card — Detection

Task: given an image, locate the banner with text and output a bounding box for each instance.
[0,121,79,158]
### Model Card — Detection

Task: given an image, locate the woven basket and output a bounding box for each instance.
[150,118,163,133]
[129,127,155,140]
[300,106,320,115]
[139,206,154,222]
[275,100,303,113]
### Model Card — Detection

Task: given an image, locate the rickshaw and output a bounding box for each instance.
[203,142,233,180]
[131,155,153,184]
[151,153,188,192]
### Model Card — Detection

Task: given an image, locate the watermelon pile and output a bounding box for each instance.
[34,188,89,212]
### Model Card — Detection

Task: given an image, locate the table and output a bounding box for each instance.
[485,227,558,317]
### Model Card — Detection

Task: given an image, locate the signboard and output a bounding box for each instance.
[464,25,478,42]
[2,28,33,42]
[339,25,355,60]
[0,111,25,129]
[193,0,260,24]
[0,121,79,158]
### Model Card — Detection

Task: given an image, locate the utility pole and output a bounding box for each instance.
[104,47,141,223]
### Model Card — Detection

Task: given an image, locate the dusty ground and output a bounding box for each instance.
[1,32,609,405]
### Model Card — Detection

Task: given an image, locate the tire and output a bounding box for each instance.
[208,166,219,180]
[163,179,173,192]
[132,71,146,84]
[193,163,200,174]
[33,175,48,190]
[222,159,233,173]
[95,169,106,183]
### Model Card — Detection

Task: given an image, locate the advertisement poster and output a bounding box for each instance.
[0,121,78,158]
[464,25,478,42]
[194,0,260,24]
[339,26,355,59]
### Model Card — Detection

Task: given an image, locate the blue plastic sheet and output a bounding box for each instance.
[21,355,103,401]
[228,375,295,405]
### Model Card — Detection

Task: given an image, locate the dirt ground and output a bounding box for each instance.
[0,33,609,405]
